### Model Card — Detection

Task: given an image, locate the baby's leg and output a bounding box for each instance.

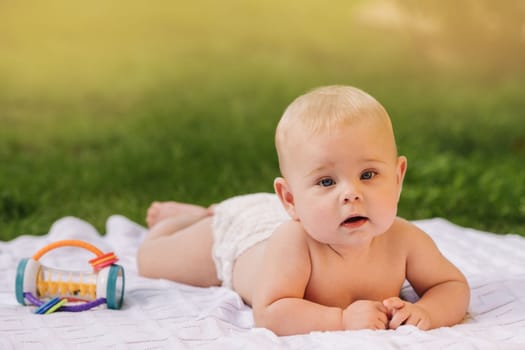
[137,215,220,287]
[146,201,214,228]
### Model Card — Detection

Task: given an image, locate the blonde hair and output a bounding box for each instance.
[275,85,395,174]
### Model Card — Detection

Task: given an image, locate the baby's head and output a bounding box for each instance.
[274,85,406,244]
[275,85,397,178]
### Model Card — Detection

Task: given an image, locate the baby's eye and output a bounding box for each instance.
[318,178,335,187]
[360,171,377,180]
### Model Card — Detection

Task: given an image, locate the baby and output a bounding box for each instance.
[137,85,470,335]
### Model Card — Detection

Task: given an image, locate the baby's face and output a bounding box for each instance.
[282,120,406,249]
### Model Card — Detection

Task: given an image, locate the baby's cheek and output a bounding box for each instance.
[373,199,398,228]
[302,212,332,239]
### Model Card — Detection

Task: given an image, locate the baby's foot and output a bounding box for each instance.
[146,201,214,228]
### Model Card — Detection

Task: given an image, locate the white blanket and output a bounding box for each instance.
[1,216,524,349]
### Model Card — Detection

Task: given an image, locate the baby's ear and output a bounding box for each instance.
[274,177,299,221]
[397,156,407,184]
[395,156,408,201]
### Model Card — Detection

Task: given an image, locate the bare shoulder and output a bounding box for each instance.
[386,217,436,250]
[262,220,313,272]
[266,220,311,252]
[251,220,312,306]
[388,217,427,236]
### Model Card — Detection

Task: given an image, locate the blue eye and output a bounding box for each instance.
[318,178,335,187]
[361,171,376,180]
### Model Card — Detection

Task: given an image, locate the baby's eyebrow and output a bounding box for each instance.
[360,157,389,166]
[303,157,389,179]
[304,163,333,178]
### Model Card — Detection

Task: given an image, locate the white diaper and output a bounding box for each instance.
[211,193,290,288]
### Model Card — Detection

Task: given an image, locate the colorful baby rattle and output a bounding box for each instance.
[15,239,125,314]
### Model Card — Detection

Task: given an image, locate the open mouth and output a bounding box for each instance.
[341,216,368,227]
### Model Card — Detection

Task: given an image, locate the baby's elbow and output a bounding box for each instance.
[460,279,471,312]
[253,305,277,332]
[252,305,289,336]
[252,305,268,328]
[455,275,471,310]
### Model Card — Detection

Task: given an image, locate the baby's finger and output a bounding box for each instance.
[375,301,388,314]
[377,309,389,325]
[404,314,421,327]
[416,318,431,330]
[388,308,409,330]
[374,318,387,330]
[383,297,404,310]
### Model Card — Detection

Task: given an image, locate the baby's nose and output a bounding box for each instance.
[342,185,362,203]
[343,194,360,203]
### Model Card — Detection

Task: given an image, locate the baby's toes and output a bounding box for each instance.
[146,202,161,227]
[207,204,217,214]
[148,201,161,211]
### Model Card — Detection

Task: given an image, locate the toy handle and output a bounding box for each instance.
[32,240,105,261]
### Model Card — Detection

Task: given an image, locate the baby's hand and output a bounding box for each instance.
[342,300,389,330]
[383,297,431,330]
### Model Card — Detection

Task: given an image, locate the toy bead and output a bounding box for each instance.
[44,299,68,314]
[89,252,119,272]
[35,297,61,314]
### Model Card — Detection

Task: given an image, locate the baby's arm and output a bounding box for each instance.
[395,221,470,329]
[251,222,388,335]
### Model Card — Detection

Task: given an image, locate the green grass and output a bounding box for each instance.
[1,1,524,240]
